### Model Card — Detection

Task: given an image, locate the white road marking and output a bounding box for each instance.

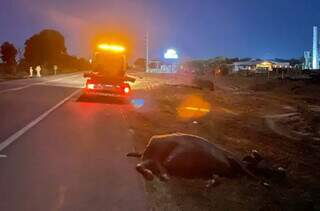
[0,74,81,94]
[0,89,80,152]
[0,154,7,158]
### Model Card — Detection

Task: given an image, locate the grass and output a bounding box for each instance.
[127,79,320,210]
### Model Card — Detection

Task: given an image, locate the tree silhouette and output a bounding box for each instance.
[0,42,18,65]
[24,29,67,66]
[134,58,146,68]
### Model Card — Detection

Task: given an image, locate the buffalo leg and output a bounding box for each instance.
[136,160,154,181]
[154,162,170,182]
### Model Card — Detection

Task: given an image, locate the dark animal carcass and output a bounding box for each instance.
[127,133,259,187]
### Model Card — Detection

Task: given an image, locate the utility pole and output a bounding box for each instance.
[145,32,149,73]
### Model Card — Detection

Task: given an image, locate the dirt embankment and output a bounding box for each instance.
[126,75,320,210]
[250,78,320,101]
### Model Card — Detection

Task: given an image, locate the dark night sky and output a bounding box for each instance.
[1,0,320,60]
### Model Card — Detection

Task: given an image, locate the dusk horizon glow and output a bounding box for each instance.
[1,0,320,60]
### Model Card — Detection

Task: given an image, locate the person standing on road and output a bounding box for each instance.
[29,66,33,77]
[53,65,58,75]
[35,65,42,77]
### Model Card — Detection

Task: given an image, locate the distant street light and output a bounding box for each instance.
[164,48,179,73]
[164,49,179,59]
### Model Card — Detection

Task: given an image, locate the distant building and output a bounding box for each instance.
[149,59,163,69]
[148,59,179,73]
[232,60,290,73]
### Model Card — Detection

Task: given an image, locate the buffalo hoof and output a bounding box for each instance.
[136,164,154,181]
[142,169,154,181]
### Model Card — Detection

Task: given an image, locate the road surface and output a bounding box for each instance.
[0,73,149,211]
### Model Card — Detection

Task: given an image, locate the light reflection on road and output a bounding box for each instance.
[177,95,211,119]
[131,99,145,108]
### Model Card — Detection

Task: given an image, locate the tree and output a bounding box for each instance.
[288,58,303,66]
[187,60,207,72]
[0,42,17,65]
[134,58,146,68]
[24,29,67,66]
[59,54,91,71]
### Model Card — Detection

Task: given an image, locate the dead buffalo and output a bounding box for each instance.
[127,133,263,188]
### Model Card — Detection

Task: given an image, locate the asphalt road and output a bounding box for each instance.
[0,73,149,211]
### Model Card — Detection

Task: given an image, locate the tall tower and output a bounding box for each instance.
[312,26,319,69]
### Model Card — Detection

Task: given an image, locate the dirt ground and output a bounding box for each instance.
[127,74,320,211]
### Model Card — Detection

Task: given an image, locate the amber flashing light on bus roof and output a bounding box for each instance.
[97,44,125,52]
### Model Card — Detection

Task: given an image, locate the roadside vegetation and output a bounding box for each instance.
[0,29,91,81]
[127,73,320,211]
